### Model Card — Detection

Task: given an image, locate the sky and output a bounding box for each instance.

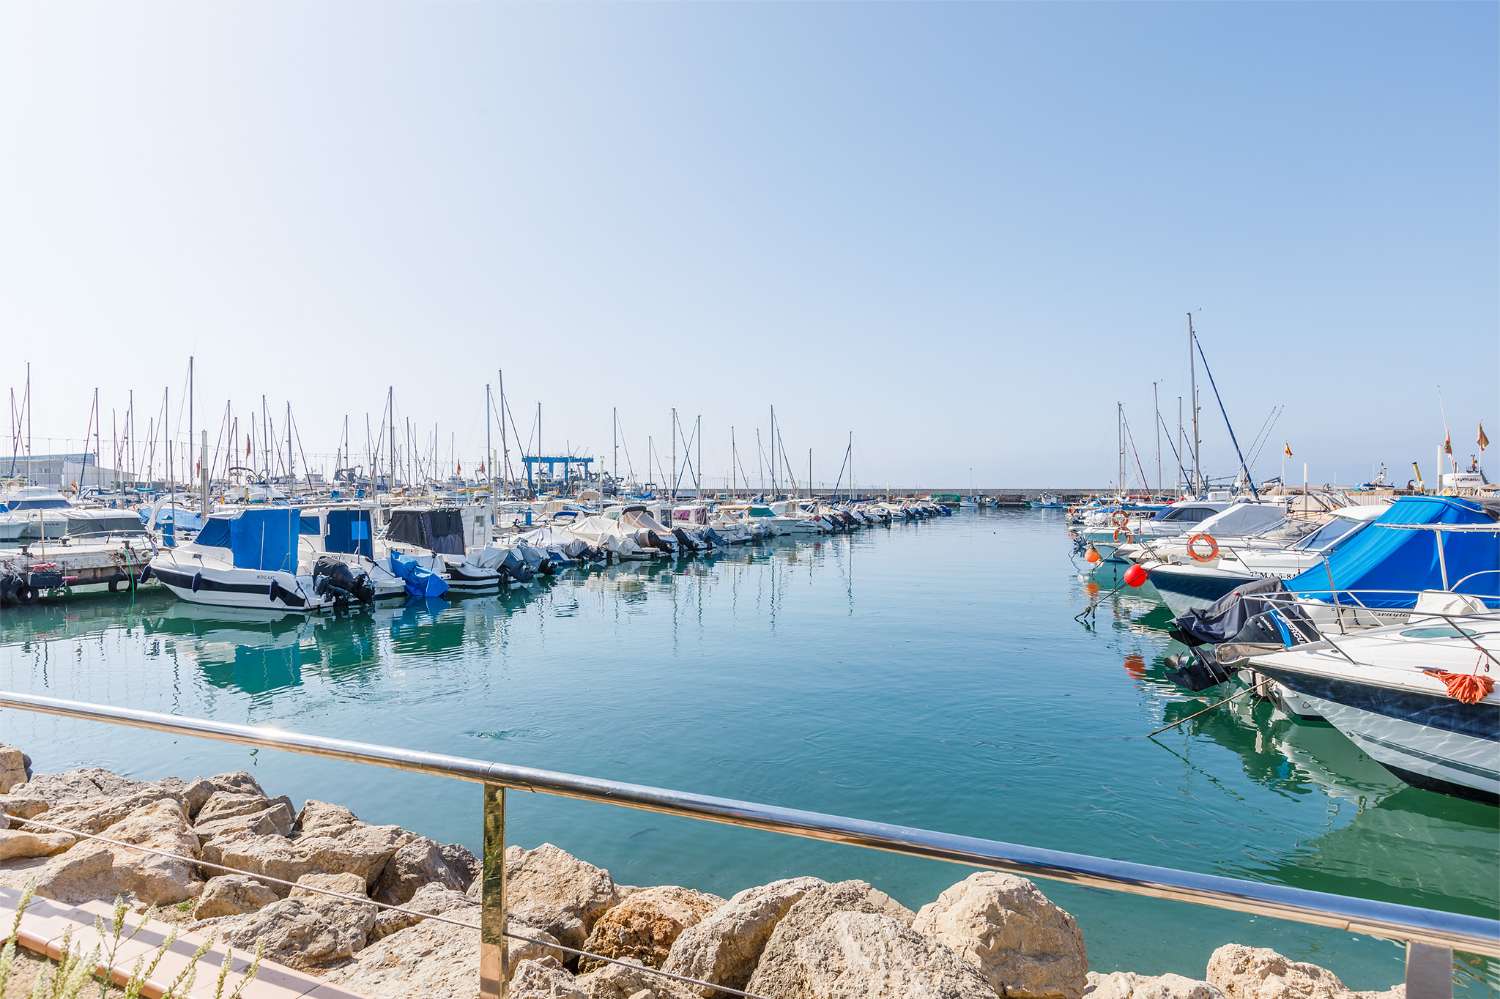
[0,1,1495,489]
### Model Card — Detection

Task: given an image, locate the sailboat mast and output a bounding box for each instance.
[1152,381,1162,492]
[697,414,702,498]
[187,355,194,493]
[486,384,493,496]
[387,387,396,491]
[1188,313,1202,494]
[670,407,677,500]
[731,426,736,496]
[612,406,618,481]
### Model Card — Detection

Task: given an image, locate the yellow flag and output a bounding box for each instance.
[1282,442,1293,458]
[1480,422,1491,452]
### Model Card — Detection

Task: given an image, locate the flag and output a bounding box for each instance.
[1282,442,1293,458]
[1480,422,1491,452]
[246,436,252,457]
[1444,431,1453,456]
[478,461,485,475]
[456,461,462,475]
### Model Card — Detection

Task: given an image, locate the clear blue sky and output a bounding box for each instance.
[1,2,1495,487]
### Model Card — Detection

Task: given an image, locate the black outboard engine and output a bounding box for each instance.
[313,556,376,608]
[672,527,699,552]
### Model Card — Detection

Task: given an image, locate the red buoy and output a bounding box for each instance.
[1085,547,1102,564]
[1123,564,1148,588]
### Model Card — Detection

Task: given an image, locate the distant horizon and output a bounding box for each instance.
[2,3,1495,486]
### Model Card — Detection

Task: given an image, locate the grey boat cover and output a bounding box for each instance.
[1170,577,1319,649]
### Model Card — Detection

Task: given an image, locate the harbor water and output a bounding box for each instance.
[1,510,1495,992]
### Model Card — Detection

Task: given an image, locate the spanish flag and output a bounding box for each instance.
[1444,432,1453,456]
[1283,442,1293,458]
[1480,422,1490,452]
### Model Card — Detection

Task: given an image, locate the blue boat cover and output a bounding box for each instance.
[325,509,375,558]
[1286,496,1500,608]
[194,516,232,550]
[389,551,450,599]
[229,508,300,573]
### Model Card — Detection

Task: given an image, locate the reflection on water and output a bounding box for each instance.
[0,515,1494,993]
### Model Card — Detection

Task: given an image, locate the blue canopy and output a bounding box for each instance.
[324,508,374,558]
[1286,496,1499,608]
[228,508,300,573]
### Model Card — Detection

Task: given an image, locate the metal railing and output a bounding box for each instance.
[1,690,1495,999]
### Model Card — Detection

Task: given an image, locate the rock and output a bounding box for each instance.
[11,768,144,805]
[1087,971,1226,999]
[913,872,1088,999]
[91,798,203,905]
[33,788,182,837]
[325,913,565,998]
[511,957,586,999]
[194,800,295,841]
[0,747,31,794]
[0,795,49,821]
[439,841,480,890]
[192,874,278,919]
[153,777,215,818]
[576,957,699,999]
[661,876,823,996]
[290,870,369,900]
[27,844,116,903]
[370,882,474,940]
[747,878,913,991]
[372,835,469,906]
[1206,945,1401,999]
[197,894,376,970]
[201,817,409,892]
[746,910,994,999]
[295,799,360,837]
[207,772,266,799]
[0,828,75,860]
[196,791,286,825]
[579,885,723,972]
[504,843,619,950]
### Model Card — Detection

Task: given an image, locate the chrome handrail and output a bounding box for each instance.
[0,690,1495,997]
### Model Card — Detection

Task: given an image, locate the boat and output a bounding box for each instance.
[382,505,501,593]
[1249,613,1500,802]
[296,505,406,601]
[148,507,374,613]
[0,486,73,542]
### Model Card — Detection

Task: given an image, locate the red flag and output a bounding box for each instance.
[1480,423,1491,452]
[456,461,462,475]
[1444,432,1453,456]
[478,462,486,475]
[246,436,252,457]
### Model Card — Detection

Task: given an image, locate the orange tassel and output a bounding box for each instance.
[1422,669,1495,705]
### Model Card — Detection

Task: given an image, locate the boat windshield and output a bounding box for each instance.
[1290,517,1366,553]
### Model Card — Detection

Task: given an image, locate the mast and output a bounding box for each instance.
[486,384,494,497]
[285,401,293,487]
[127,389,135,486]
[670,407,677,500]
[1152,381,1162,493]
[1177,395,1184,494]
[1188,313,1201,494]
[164,386,172,496]
[769,405,777,496]
[261,395,270,481]
[730,426,736,496]
[387,386,396,491]
[498,370,509,496]
[756,428,765,494]
[187,356,194,493]
[696,415,702,498]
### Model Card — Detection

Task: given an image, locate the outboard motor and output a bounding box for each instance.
[313,556,376,608]
[672,527,699,552]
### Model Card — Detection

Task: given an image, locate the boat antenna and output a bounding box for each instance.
[1191,325,1259,500]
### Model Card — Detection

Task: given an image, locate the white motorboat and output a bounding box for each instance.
[383,505,501,592]
[0,486,73,542]
[296,505,405,601]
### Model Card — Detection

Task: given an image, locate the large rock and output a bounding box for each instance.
[576,957,699,999]
[371,835,469,906]
[34,788,182,837]
[26,844,116,903]
[0,828,74,860]
[290,871,369,900]
[1088,971,1226,999]
[192,874,279,919]
[195,791,288,826]
[206,772,266,799]
[198,894,376,970]
[370,882,475,940]
[11,768,145,805]
[0,747,31,794]
[152,777,215,819]
[325,910,565,998]
[194,800,295,842]
[90,798,204,905]
[201,816,410,892]
[502,843,620,950]
[747,878,913,990]
[0,794,49,821]
[746,911,993,999]
[1206,945,1403,999]
[662,876,823,996]
[913,872,1088,999]
[511,957,586,999]
[439,841,480,890]
[296,799,360,837]
[580,885,723,972]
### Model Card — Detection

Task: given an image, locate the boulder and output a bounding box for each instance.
[747,878,913,989]
[90,798,203,905]
[746,910,994,999]
[192,874,279,919]
[290,871,369,900]
[201,818,409,892]
[194,800,295,841]
[206,772,266,799]
[1206,945,1402,999]
[0,828,74,861]
[503,843,619,950]
[11,768,144,804]
[371,835,469,906]
[197,894,376,970]
[511,957,587,999]
[370,882,475,940]
[325,911,565,998]
[1087,972,1226,999]
[26,844,116,903]
[153,777,215,818]
[35,788,182,836]
[195,791,287,825]
[0,795,49,821]
[576,957,699,999]
[579,885,723,972]
[661,876,823,995]
[439,841,480,890]
[913,872,1088,999]
[295,799,360,837]
[0,747,31,794]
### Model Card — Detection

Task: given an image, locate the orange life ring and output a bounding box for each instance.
[1110,510,1130,528]
[1187,532,1219,562]
[1112,527,1133,543]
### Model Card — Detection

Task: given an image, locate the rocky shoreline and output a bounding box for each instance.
[0,746,1404,999]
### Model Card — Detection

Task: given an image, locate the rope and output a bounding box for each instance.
[2,810,770,999]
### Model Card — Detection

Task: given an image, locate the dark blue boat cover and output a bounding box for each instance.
[1286,496,1499,608]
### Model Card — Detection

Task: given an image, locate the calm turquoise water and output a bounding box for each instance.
[1,511,1495,991]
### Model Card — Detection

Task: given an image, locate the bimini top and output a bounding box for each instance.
[1286,495,1500,608]
[193,507,301,573]
[386,507,466,556]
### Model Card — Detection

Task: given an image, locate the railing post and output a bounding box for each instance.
[1404,941,1452,999]
[481,782,508,999]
